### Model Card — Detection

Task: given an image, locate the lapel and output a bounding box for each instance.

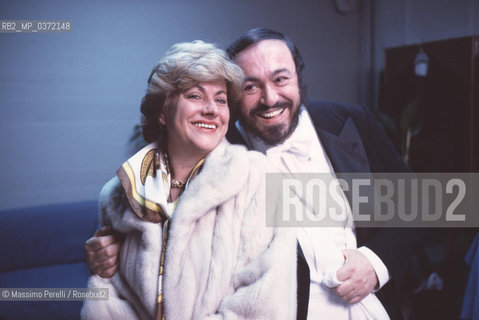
[315,117,371,174]
[305,103,371,173]
[308,108,374,218]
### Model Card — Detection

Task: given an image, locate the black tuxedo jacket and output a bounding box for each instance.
[226,100,418,320]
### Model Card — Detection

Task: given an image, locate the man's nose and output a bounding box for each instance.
[260,84,279,107]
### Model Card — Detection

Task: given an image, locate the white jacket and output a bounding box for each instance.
[81,140,297,320]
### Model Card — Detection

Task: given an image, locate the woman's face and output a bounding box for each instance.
[159,79,229,158]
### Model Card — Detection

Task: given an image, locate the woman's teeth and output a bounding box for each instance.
[194,122,216,129]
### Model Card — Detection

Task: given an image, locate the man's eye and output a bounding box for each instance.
[275,77,287,84]
[244,84,257,92]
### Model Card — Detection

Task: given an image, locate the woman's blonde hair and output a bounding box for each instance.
[140,40,244,143]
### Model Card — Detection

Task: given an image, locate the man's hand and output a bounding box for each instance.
[332,249,378,304]
[85,226,121,278]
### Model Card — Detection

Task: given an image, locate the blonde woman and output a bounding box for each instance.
[81,41,296,320]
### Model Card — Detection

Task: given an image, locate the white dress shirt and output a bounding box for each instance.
[236,106,390,319]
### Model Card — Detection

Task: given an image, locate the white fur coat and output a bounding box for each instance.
[81,140,297,320]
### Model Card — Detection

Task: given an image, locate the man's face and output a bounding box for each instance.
[234,39,301,145]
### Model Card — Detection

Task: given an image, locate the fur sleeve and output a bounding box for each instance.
[81,275,141,320]
[98,177,130,228]
[82,178,155,320]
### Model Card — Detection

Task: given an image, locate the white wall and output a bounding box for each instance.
[0,0,361,210]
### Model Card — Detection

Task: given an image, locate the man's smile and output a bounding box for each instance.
[257,108,285,119]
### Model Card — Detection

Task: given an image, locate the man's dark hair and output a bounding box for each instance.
[226,27,307,102]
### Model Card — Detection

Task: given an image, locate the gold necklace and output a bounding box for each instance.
[171,179,185,189]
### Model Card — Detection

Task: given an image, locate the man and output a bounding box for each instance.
[86,28,418,319]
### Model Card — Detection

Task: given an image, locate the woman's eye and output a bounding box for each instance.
[216,98,227,104]
[187,94,201,100]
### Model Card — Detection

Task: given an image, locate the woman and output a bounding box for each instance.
[81,41,296,320]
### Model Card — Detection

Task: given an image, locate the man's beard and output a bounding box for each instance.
[239,100,301,146]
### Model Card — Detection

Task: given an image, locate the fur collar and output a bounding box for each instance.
[102,139,259,230]
[173,138,252,223]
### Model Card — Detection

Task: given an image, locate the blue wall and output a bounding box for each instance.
[0,0,362,209]
[1,0,477,210]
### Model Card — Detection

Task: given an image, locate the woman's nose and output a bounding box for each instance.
[203,99,219,115]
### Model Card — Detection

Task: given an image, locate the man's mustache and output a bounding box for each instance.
[249,100,292,117]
